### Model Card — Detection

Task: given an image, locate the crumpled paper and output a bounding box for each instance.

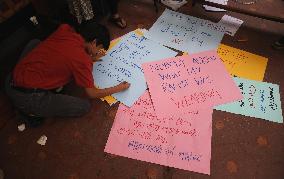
[37,135,47,146]
[17,124,25,132]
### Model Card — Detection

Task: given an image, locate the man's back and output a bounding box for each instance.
[13,24,94,90]
[5,21,129,121]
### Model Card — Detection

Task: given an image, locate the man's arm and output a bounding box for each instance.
[85,81,130,99]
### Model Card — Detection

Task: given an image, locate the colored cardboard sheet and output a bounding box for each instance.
[145,9,225,53]
[100,39,121,104]
[93,31,177,107]
[217,44,268,81]
[105,91,213,174]
[108,38,121,50]
[142,50,242,118]
[101,29,149,105]
[101,95,117,106]
[107,29,145,50]
[215,77,283,123]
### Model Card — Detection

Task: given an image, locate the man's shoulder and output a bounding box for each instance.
[44,24,84,52]
[50,24,79,41]
[57,24,74,33]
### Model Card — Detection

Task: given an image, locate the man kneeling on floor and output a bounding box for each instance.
[5,21,130,126]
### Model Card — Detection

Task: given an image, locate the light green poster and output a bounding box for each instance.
[215,77,283,123]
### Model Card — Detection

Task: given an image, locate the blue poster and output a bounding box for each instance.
[215,77,283,123]
[145,9,225,54]
[93,32,177,107]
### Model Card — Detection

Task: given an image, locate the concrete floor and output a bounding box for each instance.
[0,0,284,178]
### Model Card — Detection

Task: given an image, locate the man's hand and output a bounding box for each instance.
[115,81,130,91]
[85,81,130,99]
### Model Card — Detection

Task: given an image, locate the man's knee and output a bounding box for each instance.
[27,94,91,118]
[75,100,91,117]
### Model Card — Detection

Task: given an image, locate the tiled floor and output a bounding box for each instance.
[0,0,283,178]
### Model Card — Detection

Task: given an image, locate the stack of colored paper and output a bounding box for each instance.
[92,9,283,175]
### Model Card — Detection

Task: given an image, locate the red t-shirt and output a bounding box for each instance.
[13,24,94,89]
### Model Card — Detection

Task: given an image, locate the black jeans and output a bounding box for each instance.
[5,39,91,118]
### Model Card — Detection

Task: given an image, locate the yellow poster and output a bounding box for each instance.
[101,95,117,106]
[217,44,268,81]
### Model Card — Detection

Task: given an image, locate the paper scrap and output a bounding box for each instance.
[105,91,213,174]
[161,0,188,11]
[93,31,177,107]
[218,15,243,36]
[217,44,268,81]
[203,0,228,12]
[142,50,242,118]
[17,124,25,132]
[145,9,225,53]
[37,135,47,146]
[215,77,283,123]
[203,5,226,12]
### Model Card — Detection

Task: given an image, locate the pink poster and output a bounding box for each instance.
[104,91,213,175]
[142,50,242,118]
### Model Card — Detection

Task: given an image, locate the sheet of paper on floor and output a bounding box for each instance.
[107,28,146,53]
[215,77,283,123]
[104,91,213,174]
[218,15,243,36]
[203,5,225,12]
[161,0,188,11]
[100,29,148,105]
[100,38,121,104]
[145,9,225,54]
[203,0,228,12]
[217,44,268,81]
[93,31,177,107]
[142,50,242,118]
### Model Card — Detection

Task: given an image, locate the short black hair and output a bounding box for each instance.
[77,20,110,50]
